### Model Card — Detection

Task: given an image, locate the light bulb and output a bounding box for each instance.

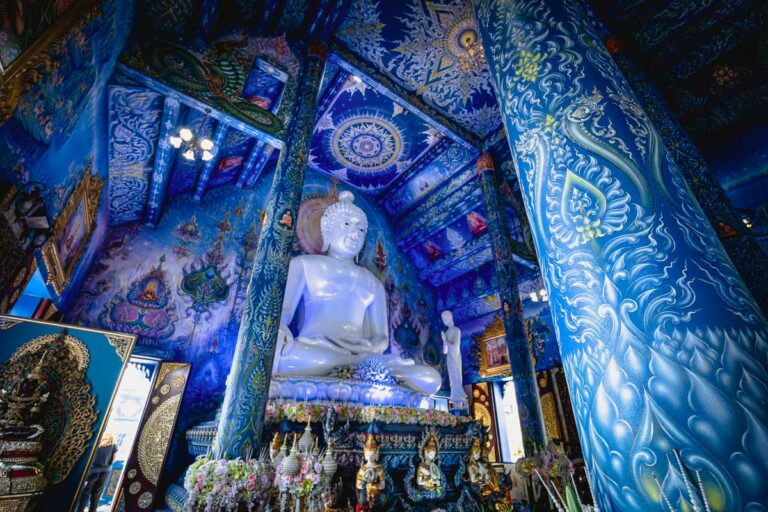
[199,138,214,151]
[179,128,194,142]
[182,149,196,161]
[529,292,538,302]
[169,136,182,148]
[201,150,214,161]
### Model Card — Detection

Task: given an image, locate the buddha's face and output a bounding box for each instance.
[325,211,367,259]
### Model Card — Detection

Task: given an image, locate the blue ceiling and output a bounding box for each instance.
[592,0,768,147]
[97,0,554,331]
[336,0,501,140]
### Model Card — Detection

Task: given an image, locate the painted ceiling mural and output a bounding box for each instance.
[592,0,768,145]
[337,0,501,138]
[309,64,445,191]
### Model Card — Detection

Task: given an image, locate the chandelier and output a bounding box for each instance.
[528,288,548,303]
[169,108,216,162]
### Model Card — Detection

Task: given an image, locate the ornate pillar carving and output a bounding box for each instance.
[604,37,768,314]
[473,1,768,510]
[214,44,326,458]
[477,153,545,451]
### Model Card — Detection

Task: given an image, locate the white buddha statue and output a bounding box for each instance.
[441,310,467,407]
[274,191,442,396]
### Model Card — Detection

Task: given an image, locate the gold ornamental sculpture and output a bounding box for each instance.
[355,434,385,509]
[0,329,97,504]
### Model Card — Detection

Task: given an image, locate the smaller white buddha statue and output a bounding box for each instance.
[273,191,441,395]
[441,310,467,407]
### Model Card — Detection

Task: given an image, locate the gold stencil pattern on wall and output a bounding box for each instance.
[0,332,97,483]
[138,394,181,485]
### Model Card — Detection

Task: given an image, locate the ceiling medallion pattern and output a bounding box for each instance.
[338,0,501,137]
[332,116,402,172]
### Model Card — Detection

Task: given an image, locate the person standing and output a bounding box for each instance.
[78,432,118,512]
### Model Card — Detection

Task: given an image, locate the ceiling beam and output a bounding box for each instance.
[145,97,181,228]
[397,178,483,250]
[193,122,229,201]
[116,64,284,149]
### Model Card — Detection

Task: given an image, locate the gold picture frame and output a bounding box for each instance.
[41,166,104,295]
[477,315,511,378]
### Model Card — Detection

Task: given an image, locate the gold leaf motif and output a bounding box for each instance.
[154,363,188,390]
[138,394,181,485]
[106,334,134,361]
[0,333,96,484]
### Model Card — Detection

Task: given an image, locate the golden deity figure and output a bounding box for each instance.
[466,438,500,495]
[0,351,50,439]
[356,434,385,509]
[416,432,442,492]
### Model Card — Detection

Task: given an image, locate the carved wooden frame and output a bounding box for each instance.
[41,166,104,295]
[477,315,511,378]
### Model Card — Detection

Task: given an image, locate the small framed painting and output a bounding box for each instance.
[478,315,511,378]
[42,166,104,294]
[242,58,288,113]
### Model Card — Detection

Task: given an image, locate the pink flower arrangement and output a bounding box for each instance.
[265,402,469,428]
[184,456,275,511]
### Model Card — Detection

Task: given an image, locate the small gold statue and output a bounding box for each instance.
[415,432,442,492]
[466,438,499,495]
[0,350,50,440]
[356,434,385,509]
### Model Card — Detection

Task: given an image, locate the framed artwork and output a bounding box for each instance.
[42,166,104,294]
[0,315,136,512]
[241,58,288,113]
[478,315,511,378]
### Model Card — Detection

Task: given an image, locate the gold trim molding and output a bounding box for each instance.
[41,166,104,295]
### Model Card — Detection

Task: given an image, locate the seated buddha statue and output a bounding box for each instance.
[274,191,441,396]
[416,433,442,492]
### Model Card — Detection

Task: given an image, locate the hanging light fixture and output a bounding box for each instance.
[169,108,217,162]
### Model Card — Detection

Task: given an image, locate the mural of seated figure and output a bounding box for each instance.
[273,191,442,396]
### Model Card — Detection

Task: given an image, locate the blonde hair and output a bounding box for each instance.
[100,432,116,447]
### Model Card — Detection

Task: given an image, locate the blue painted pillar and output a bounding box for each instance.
[477,153,545,452]
[604,42,768,315]
[473,1,768,511]
[214,44,326,458]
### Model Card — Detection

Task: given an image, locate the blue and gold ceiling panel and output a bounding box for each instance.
[382,140,476,216]
[309,64,446,192]
[336,0,501,139]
